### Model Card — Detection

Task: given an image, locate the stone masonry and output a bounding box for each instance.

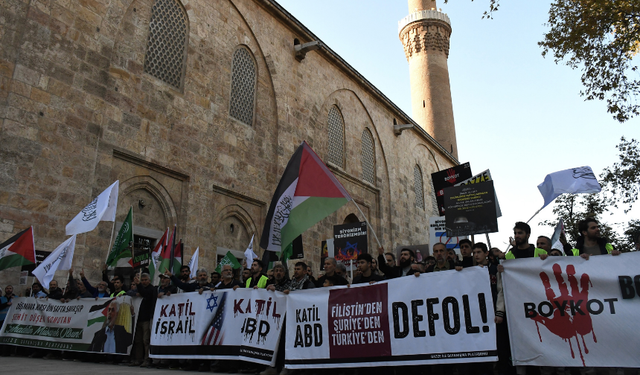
[0,0,458,287]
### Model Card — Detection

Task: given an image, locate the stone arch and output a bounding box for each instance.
[343,213,360,224]
[212,204,258,265]
[119,175,178,229]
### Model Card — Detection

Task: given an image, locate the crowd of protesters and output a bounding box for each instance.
[0,217,638,375]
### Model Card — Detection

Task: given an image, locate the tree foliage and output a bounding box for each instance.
[602,137,640,212]
[539,1,640,122]
[466,0,640,122]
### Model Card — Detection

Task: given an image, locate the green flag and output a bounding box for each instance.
[106,207,133,267]
[215,251,242,273]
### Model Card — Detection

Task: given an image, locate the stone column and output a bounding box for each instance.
[399,1,458,157]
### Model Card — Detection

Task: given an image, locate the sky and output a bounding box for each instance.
[276,0,640,249]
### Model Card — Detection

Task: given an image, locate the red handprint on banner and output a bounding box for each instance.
[446,169,457,184]
[530,264,595,366]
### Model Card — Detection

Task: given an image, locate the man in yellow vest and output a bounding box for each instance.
[244,259,272,289]
[565,217,620,259]
[505,222,548,260]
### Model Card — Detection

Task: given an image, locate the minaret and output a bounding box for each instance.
[399,0,458,157]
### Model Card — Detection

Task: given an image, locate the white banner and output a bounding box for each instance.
[66,180,119,235]
[285,267,497,369]
[0,296,141,354]
[32,235,76,287]
[149,289,287,366]
[502,253,640,367]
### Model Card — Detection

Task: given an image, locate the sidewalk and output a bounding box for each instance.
[1,356,241,374]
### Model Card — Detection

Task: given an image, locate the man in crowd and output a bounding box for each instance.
[505,222,548,259]
[110,275,126,297]
[243,260,272,289]
[377,247,415,278]
[0,285,15,355]
[536,235,553,252]
[286,262,316,292]
[215,264,243,290]
[567,217,620,258]
[210,271,221,287]
[127,273,157,367]
[31,282,47,298]
[384,252,396,268]
[81,269,110,298]
[176,265,194,293]
[426,243,456,272]
[47,280,63,300]
[315,258,348,286]
[267,263,290,292]
[459,239,474,268]
[168,268,212,293]
[353,254,384,284]
[335,262,348,283]
[157,274,177,297]
[76,278,94,298]
[241,268,252,285]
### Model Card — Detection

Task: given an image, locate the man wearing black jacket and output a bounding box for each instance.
[353,254,384,284]
[127,273,158,367]
[376,247,415,279]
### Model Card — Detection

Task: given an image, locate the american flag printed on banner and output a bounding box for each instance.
[201,292,227,345]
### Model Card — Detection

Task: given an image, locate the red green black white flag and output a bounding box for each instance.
[260,141,351,252]
[0,227,36,271]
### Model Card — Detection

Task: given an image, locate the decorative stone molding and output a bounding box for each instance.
[399,15,451,60]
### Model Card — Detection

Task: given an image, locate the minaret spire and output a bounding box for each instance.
[399,0,458,157]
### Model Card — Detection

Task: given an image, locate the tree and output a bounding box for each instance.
[623,219,640,249]
[464,0,640,122]
[602,137,640,213]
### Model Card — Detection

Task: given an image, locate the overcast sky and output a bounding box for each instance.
[276,0,640,249]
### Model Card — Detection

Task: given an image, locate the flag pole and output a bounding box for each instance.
[105,220,117,264]
[526,207,544,224]
[350,200,382,248]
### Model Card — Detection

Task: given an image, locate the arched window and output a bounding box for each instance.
[229,47,257,126]
[144,0,188,89]
[414,165,424,209]
[327,106,345,167]
[361,129,375,184]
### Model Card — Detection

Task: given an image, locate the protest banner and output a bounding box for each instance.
[333,222,368,271]
[0,296,141,354]
[443,181,498,237]
[429,217,467,254]
[454,169,502,217]
[502,253,640,368]
[285,267,497,369]
[149,289,287,366]
[431,163,472,216]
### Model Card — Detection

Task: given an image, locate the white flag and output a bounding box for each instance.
[32,235,76,287]
[537,166,601,209]
[188,247,199,279]
[66,181,119,235]
[550,219,565,252]
[244,235,258,267]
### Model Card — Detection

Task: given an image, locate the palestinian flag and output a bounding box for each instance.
[0,227,36,271]
[87,298,115,327]
[158,226,181,275]
[106,207,133,268]
[149,227,169,282]
[260,141,351,252]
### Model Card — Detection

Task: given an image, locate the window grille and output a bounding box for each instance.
[327,106,345,167]
[361,129,375,184]
[414,165,425,209]
[144,0,188,89]
[229,47,257,125]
